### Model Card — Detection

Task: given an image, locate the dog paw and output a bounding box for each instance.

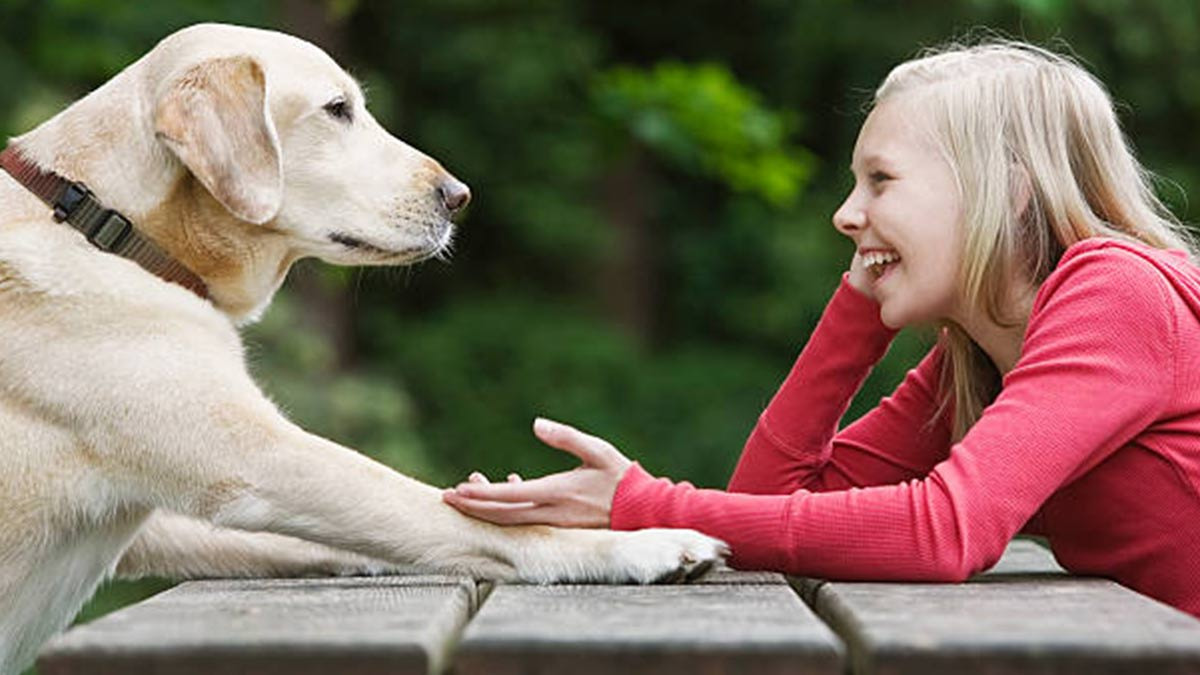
[604,528,729,584]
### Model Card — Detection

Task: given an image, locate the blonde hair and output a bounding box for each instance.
[874,40,1197,440]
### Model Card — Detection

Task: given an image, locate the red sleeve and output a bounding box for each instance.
[613,249,1175,580]
[727,275,951,496]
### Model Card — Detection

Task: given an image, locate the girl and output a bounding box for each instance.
[443,40,1200,618]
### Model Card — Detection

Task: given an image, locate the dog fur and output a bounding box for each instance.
[0,23,724,673]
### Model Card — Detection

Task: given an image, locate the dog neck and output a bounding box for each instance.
[4,68,298,324]
[0,146,211,299]
[139,173,297,322]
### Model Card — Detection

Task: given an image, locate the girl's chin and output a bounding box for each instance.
[878,301,916,330]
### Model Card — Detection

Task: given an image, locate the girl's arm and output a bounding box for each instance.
[727,273,951,496]
[613,248,1175,579]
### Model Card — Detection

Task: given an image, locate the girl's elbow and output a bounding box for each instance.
[931,540,1006,582]
[931,561,974,583]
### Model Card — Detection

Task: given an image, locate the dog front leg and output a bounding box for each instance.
[133,413,723,584]
[115,510,402,580]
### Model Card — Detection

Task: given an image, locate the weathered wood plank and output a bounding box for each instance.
[38,575,477,675]
[454,582,843,675]
[807,540,1200,674]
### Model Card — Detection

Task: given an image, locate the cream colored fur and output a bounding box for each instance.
[0,23,724,674]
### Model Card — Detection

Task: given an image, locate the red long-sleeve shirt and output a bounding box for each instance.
[611,238,1200,618]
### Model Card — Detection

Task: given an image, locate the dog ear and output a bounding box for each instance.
[154,55,282,224]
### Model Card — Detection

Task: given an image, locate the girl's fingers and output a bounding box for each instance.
[532,417,615,466]
[450,473,562,503]
[441,490,549,526]
[465,471,519,485]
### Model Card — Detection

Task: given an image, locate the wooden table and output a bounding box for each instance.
[38,540,1200,674]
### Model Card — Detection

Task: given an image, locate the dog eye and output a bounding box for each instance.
[323,97,353,123]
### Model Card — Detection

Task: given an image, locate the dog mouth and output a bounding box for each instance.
[328,220,455,263]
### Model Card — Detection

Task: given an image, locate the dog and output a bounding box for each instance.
[0,23,726,673]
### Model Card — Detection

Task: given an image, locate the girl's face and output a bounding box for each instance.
[833,96,966,329]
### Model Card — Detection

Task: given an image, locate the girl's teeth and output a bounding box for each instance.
[864,252,900,268]
[863,251,901,279]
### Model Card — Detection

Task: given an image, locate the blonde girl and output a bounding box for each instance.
[445,40,1200,618]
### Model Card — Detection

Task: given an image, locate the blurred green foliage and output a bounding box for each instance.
[4,0,1200,653]
[593,62,813,206]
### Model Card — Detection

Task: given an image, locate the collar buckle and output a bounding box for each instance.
[52,180,132,252]
[88,210,133,252]
[53,181,92,223]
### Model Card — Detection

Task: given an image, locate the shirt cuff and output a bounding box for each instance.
[611,462,673,531]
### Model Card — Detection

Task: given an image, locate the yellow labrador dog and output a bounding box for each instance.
[0,23,725,673]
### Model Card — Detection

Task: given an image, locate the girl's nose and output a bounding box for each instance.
[832,191,866,236]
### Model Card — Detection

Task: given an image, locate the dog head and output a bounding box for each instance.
[148,23,469,268]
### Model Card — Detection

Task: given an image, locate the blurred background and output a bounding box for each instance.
[3,0,1199,640]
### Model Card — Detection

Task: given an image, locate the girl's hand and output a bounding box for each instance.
[441,418,633,528]
[846,250,877,301]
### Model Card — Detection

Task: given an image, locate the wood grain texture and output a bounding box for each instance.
[38,575,477,675]
[38,541,1200,675]
[808,541,1200,674]
[454,583,843,675]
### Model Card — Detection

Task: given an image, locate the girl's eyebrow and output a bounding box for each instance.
[851,153,895,173]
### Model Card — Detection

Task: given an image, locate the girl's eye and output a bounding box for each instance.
[869,170,893,184]
[323,97,353,123]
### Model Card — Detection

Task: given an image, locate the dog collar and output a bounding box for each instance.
[0,145,209,299]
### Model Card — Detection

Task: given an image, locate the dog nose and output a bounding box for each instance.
[438,177,471,214]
